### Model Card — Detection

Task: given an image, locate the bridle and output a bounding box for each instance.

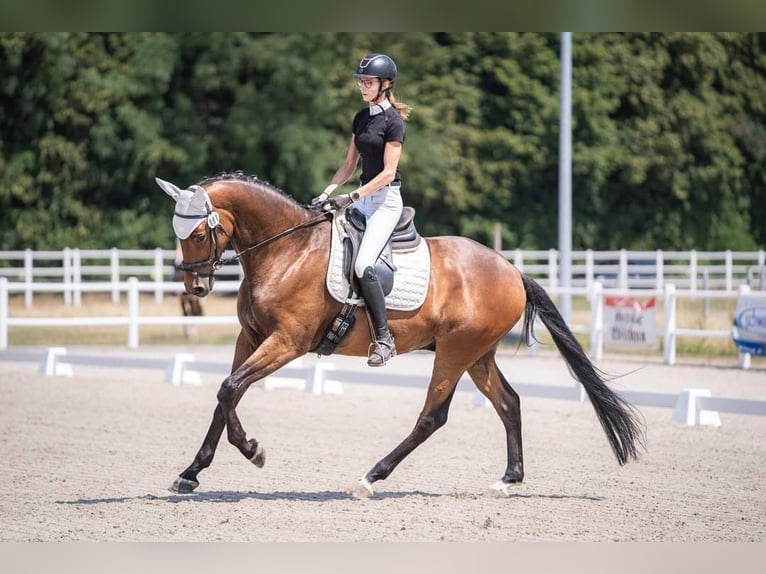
[175,204,331,282]
[174,207,231,280]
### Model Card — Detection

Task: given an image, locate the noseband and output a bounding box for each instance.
[174,208,231,280]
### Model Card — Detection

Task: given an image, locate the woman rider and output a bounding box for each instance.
[312,53,412,367]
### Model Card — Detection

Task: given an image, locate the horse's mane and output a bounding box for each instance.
[197,171,303,207]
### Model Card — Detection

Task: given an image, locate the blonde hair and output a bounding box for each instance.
[388,91,412,121]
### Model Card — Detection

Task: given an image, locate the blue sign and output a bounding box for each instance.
[732,296,766,356]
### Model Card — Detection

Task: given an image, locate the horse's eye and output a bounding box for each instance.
[193,234,206,244]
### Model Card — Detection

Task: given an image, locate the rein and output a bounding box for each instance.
[218,211,331,266]
[177,208,331,276]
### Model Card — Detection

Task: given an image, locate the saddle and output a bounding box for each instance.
[341,205,422,297]
[314,205,424,357]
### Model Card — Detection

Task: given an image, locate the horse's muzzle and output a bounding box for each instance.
[187,274,213,297]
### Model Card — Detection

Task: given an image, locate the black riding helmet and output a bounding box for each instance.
[353,53,397,98]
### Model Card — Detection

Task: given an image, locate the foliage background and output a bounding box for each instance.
[0,32,764,251]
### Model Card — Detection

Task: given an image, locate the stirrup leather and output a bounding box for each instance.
[367,336,397,367]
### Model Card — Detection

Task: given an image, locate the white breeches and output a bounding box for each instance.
[353,185,403,278]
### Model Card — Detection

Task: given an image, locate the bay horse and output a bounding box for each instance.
[158,172,644,498]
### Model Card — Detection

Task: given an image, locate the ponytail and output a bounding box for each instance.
[387,91,412,121]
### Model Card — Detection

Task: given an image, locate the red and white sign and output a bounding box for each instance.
[604,296,659,350]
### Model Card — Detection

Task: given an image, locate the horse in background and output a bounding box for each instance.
[175,240,203,339]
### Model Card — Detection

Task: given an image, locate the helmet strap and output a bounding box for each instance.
[375,83,391,102]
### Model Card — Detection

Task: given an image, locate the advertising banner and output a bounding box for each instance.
[604,296,659,350]
[732,295,766,356]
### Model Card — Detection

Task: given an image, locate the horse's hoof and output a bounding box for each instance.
[250,444,266,468]
[345,477,374,499]
[489,480,516,498]
[169,476,199,494]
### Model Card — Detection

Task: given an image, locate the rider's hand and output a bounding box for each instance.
[310,192,329,207]
[327,194,353,211]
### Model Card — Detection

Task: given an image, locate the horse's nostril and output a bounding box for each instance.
[192,286,205,296]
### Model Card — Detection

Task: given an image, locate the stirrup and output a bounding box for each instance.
[367,337,396,367]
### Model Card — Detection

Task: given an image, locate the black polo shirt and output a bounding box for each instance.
[352,104,405,186]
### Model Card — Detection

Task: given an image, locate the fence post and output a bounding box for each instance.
[72,248,82,308]
[655,249,664,292]
[63,247,72,306]
[110,247,120,304]
[689,250,697,291]
[24,248,33,308]
[725,250,733,292]
[0,277,8,350]
[154,248,164,305]
[513,249,523,272]
[590,281,603,360]
[618,249,628,289]
[548,249,557,290]
[127,277,140,349]
[585,249,594,290]
[663,283,677,365]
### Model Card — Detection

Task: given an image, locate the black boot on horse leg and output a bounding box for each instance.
[358,265,396,366]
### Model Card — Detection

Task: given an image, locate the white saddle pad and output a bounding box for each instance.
[325,214,430,311]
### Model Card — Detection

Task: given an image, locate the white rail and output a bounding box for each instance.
[1,248,764,308]
[1,276,764,368]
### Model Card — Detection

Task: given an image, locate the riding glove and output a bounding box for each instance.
[310,192,329,207]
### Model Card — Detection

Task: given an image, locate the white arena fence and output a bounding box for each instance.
[1,346,765,428]
[0,247,764,308]
[0,247,764,367]
[0,276,764,369]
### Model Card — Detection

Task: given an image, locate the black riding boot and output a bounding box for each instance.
[358,265,396,367]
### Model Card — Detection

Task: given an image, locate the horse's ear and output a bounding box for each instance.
[188,185,209,210]
[155,177,183,202]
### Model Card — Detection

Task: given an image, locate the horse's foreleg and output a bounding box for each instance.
[216,333,299,464]
[346,357,463,499]
[171,404,226,493]
[169,331,256,494]
[467,351,524,497]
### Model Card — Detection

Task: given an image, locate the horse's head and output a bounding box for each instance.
[156,177,233,297]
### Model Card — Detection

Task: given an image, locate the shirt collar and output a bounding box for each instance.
[369,98,392,116]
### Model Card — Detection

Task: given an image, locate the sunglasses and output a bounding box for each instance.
[356,78,377,88]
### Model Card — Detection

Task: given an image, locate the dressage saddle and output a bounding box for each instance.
[342,205,421,297]
[314,205,422,357]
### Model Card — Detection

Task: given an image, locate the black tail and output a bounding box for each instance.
[520,274,645,464]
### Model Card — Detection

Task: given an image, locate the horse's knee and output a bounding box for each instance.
[417,409,448,435]
[216,378,237,404]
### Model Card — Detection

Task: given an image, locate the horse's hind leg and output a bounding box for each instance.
[346,353,464,499]
[467,350,524,497]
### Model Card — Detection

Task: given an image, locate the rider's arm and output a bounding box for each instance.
[322,135,360,197]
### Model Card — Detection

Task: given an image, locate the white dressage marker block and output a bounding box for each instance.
[310,363,343,396]
[264,358,306,391]
[165,353,201,386]
[39,347,74,378]
[672,388,722,427]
